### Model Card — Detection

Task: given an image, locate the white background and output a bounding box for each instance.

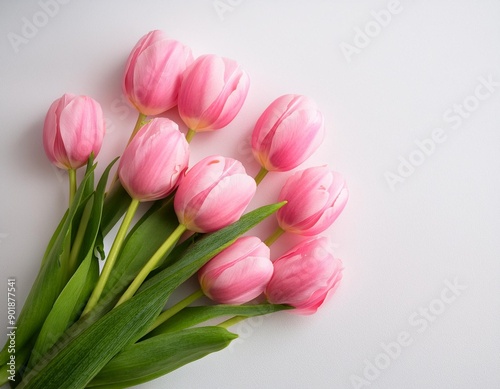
[1,1,500,388]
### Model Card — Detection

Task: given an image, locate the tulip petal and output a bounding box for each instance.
[118,118,189,201]
[190,173,256,232]
[277,168,333,229]
[43,99,66,168]
[198,64,249,131]
[251,94,324,171]
[277,167,348,235]
[268,109,324,171]
[59,96,104,169]
[132,40,191,114]
[123,30,165,97]
[178,55,227,130]
[265,237,343,314]
[207,257,273,304]
[123,31,193,115]
[198,237,272,305]
[178,55,249,131]
[297,185,349,236]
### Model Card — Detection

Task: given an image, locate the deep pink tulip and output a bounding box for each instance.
[265,237,343,315]
[43,93,105,170]
[174,155,256,232]
[198,236,273,304]
[177,54,250,132]
[252,94,324,172]
[118,118,189,202]
[123,30,193,115]
[277,166,348,236]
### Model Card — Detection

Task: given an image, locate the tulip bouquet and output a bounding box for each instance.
[0,30,348,389]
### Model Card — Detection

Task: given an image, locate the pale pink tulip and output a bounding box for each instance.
[43,93,105,170]
[198,236,273,304]
[118,118,189,201]
[123,30,193,115]
[277,166,348,236]
[252,94,324,172]
[174,155,256,232]
[177,54,250,132]
[265,237,343,315]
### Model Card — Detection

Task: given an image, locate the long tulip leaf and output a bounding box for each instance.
[25,159,116,372]
[0,164,97,366]
[87,327,236,388]
[147,303,292,338]
[18,202,284,389]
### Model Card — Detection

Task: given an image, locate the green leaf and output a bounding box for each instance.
[0,164,97,367]
[87,327,237,389]
[101,197,179,303]
[150,231,201,275]
[147,304,292,338]
[94,229,105,261]
[39,211,68,269]
[25,159,116,372]
[26,252,98,370]
[39,158,94,270]
[18,202,285,389]
[81,155,96,200]
[100,181,131,237]
[78,158,118,266]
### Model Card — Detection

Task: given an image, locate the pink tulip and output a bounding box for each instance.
[198,236,273,304]
[118,118,189,202]
[43,93,105,170]
[277,166,348,236]
[123,30,194,115]
[252,94,324,172]
[265,237,343,315]
[177,54,250,132]
[174,155,256,232]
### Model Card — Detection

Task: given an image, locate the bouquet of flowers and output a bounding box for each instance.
[0,30,348,389]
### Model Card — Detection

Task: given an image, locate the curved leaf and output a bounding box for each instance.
[27,252,98,370]
[100,181,130,237]
[101,197,178,302]
[87,327,236,388]
[0,164,97,366]
[147,303,292,338]
[18,202,285,389]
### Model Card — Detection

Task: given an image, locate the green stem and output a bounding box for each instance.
[185,128,196,143]
[82,198,140,315]
[68,168,77,205]
[264,226,285,246]
[115,224,188,306]
[217,315,247,329]
[254,167,268,185]
[127,112,148,145]
[147,289,204,333]
[67,198,93,273]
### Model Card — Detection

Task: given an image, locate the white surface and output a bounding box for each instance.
[1,1,500,388]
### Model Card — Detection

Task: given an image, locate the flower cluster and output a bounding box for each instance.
[1,30,349,389]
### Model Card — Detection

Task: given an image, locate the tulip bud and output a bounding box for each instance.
[198,236,273,304]
[174,155,256,232]
[118,118,189,202]
[177,54,250,132]
[265,237,343,315]
[277,166,348,236]
[43,93,105,170]
[252,94,324,172]
[123,30,194,115]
